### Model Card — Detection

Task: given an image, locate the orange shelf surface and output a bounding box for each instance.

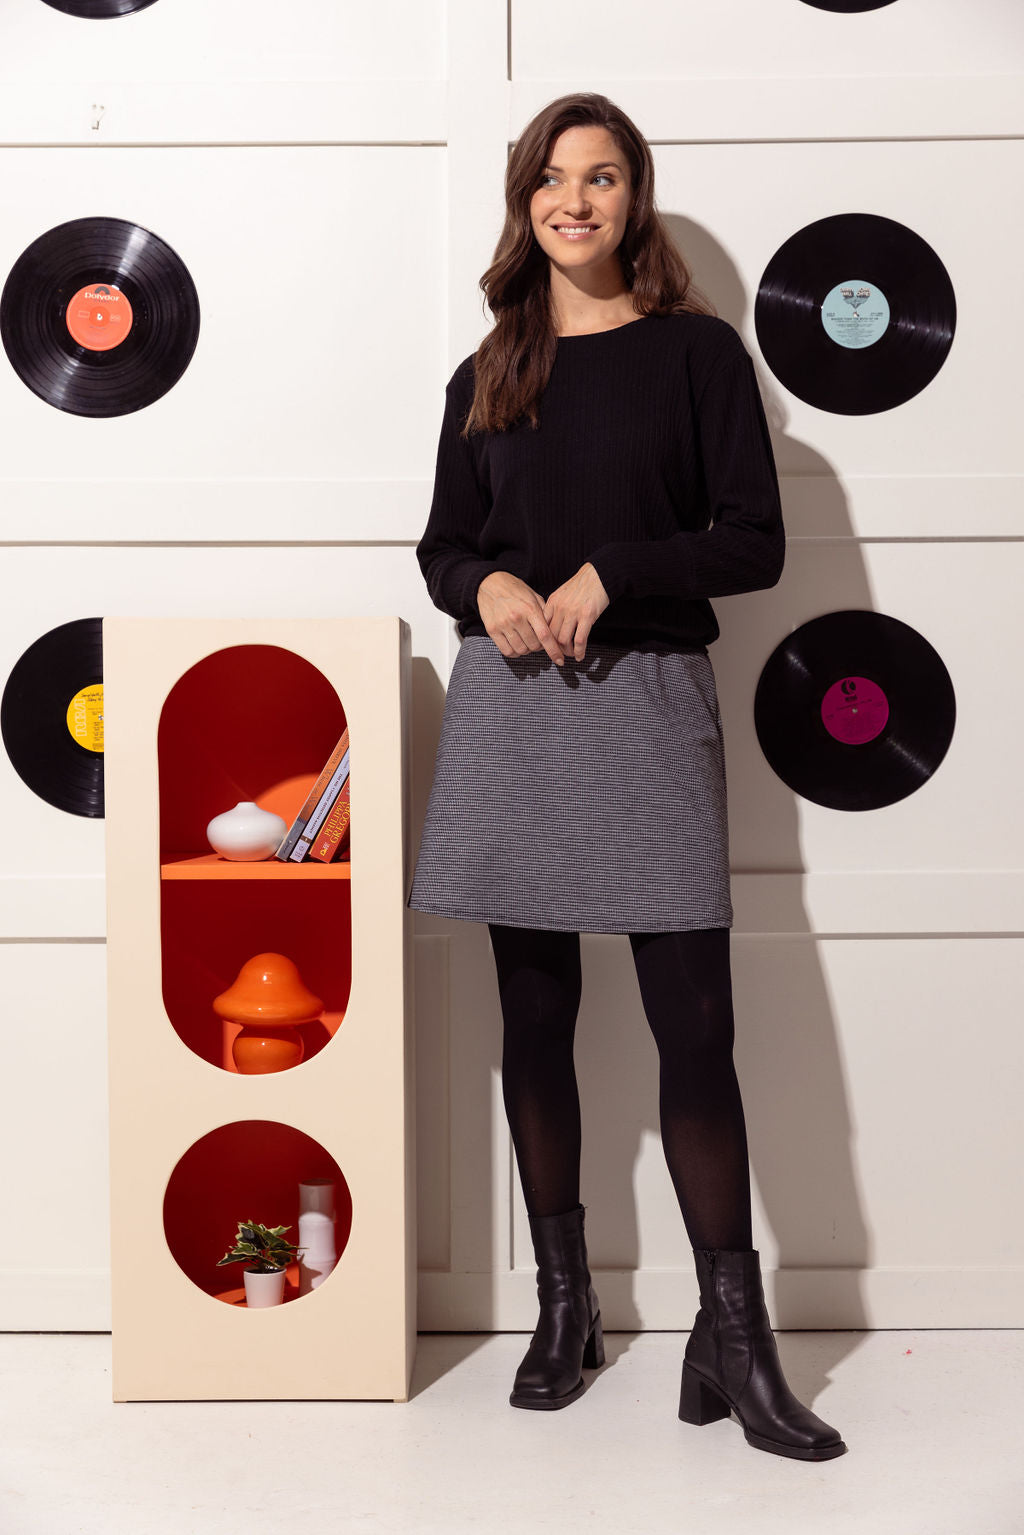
[161,853,352,879]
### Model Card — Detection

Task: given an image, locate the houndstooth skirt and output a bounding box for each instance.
[405,634,733,934]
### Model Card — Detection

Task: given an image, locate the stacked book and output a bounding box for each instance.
[275,727,351,864]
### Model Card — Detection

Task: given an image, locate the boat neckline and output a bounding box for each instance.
[555,314,655,340]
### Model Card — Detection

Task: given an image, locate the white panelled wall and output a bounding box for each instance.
[0,0,1021,1332]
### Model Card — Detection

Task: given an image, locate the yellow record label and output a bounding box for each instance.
[66,683,104,753]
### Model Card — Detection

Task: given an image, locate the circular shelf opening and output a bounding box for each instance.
[163,1120,353,1306]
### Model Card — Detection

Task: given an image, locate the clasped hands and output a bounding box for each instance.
[476,563,610,666]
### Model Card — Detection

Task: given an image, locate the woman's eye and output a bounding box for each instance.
[539,173,614,187]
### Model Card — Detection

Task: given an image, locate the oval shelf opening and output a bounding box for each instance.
[157,645,352,1072]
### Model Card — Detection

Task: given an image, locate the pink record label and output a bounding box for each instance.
[820,676,889,745]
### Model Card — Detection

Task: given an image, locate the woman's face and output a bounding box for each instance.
[529,124,634,274]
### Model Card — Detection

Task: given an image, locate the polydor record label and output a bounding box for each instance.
[65,282,133,351]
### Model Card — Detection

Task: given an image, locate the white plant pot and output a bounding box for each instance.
[206,800,287,861]
[243,1267,287,1308]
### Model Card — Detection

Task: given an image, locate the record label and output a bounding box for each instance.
[65,282,133,351]
[820,676,889,745]
[754,610,955,811]
[66,683,104,753]
[820,280,889,350]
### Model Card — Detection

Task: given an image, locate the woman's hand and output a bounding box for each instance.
[542,562,610,662]
[477,571,568,666]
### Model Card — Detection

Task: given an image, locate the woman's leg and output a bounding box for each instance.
[637,928,847,1457]
[488,922,583,1217]
[488,922,602,1409]
[628,926,753,1252]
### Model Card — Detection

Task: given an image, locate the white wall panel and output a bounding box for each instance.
[0,941,109,1329]
[4,0,445,85]
[0,147,446,539]
[512,0,1024,83]
[0,2,446,144]
[513,75,1023,144]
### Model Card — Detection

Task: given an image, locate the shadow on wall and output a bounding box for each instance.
[409,219,876,1384]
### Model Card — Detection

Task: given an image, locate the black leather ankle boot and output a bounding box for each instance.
[679,1247,847,1460]
[509,1203,605,1410]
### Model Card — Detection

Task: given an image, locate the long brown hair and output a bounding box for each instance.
[463,92,715,436]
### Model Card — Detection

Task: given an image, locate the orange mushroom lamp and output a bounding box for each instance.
[213,953,324,1074]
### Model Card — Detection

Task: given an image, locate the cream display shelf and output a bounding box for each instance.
[104,616,415,1401]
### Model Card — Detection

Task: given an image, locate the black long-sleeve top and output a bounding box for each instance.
[414,312,785,652]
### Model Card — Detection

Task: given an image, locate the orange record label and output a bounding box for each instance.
[66,684,104,753]
[65,283,133,352]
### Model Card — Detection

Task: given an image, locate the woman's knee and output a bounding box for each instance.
[488,923,582,1032]
[628,927,735,1056]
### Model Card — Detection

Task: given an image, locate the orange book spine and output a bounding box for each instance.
[308,781,352,863]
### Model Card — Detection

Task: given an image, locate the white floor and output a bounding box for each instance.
[2,1330,1021,1535]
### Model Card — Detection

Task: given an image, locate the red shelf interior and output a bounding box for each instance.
[158,643,348,862]
[162,879,351,1070]
[163,1120,353,1304]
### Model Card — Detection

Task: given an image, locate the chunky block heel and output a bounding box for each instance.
[678,1362,731,1426]
[582,1311,605,1369]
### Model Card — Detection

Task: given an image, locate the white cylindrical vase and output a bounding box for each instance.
[297,1178,337,1295]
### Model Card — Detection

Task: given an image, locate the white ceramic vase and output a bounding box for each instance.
[297,1178,338,1295]
[243,1267,287,1308]
[206,800,287,861]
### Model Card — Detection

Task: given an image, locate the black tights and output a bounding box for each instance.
[487,923,753,1253]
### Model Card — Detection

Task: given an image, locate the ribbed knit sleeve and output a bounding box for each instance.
[415,367,518,623]
[585,349,785,603]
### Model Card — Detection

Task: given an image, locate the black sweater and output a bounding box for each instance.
[414,312,785,651]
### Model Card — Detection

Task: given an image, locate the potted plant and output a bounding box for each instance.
[217,1219,300,1308]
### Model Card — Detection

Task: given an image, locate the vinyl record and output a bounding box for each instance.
[754,610,955,811]
[1,617,105,817]
[0,216,199,417]
[799,2,898,11]
[40,1,160,17]
[754,212,955,414]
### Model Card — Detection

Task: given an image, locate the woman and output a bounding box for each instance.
[407,92,846,1462]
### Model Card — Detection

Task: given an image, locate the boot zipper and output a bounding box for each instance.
[703,1249,721,1379]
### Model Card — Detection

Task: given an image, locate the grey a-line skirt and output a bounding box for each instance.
[405,635,733,934]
